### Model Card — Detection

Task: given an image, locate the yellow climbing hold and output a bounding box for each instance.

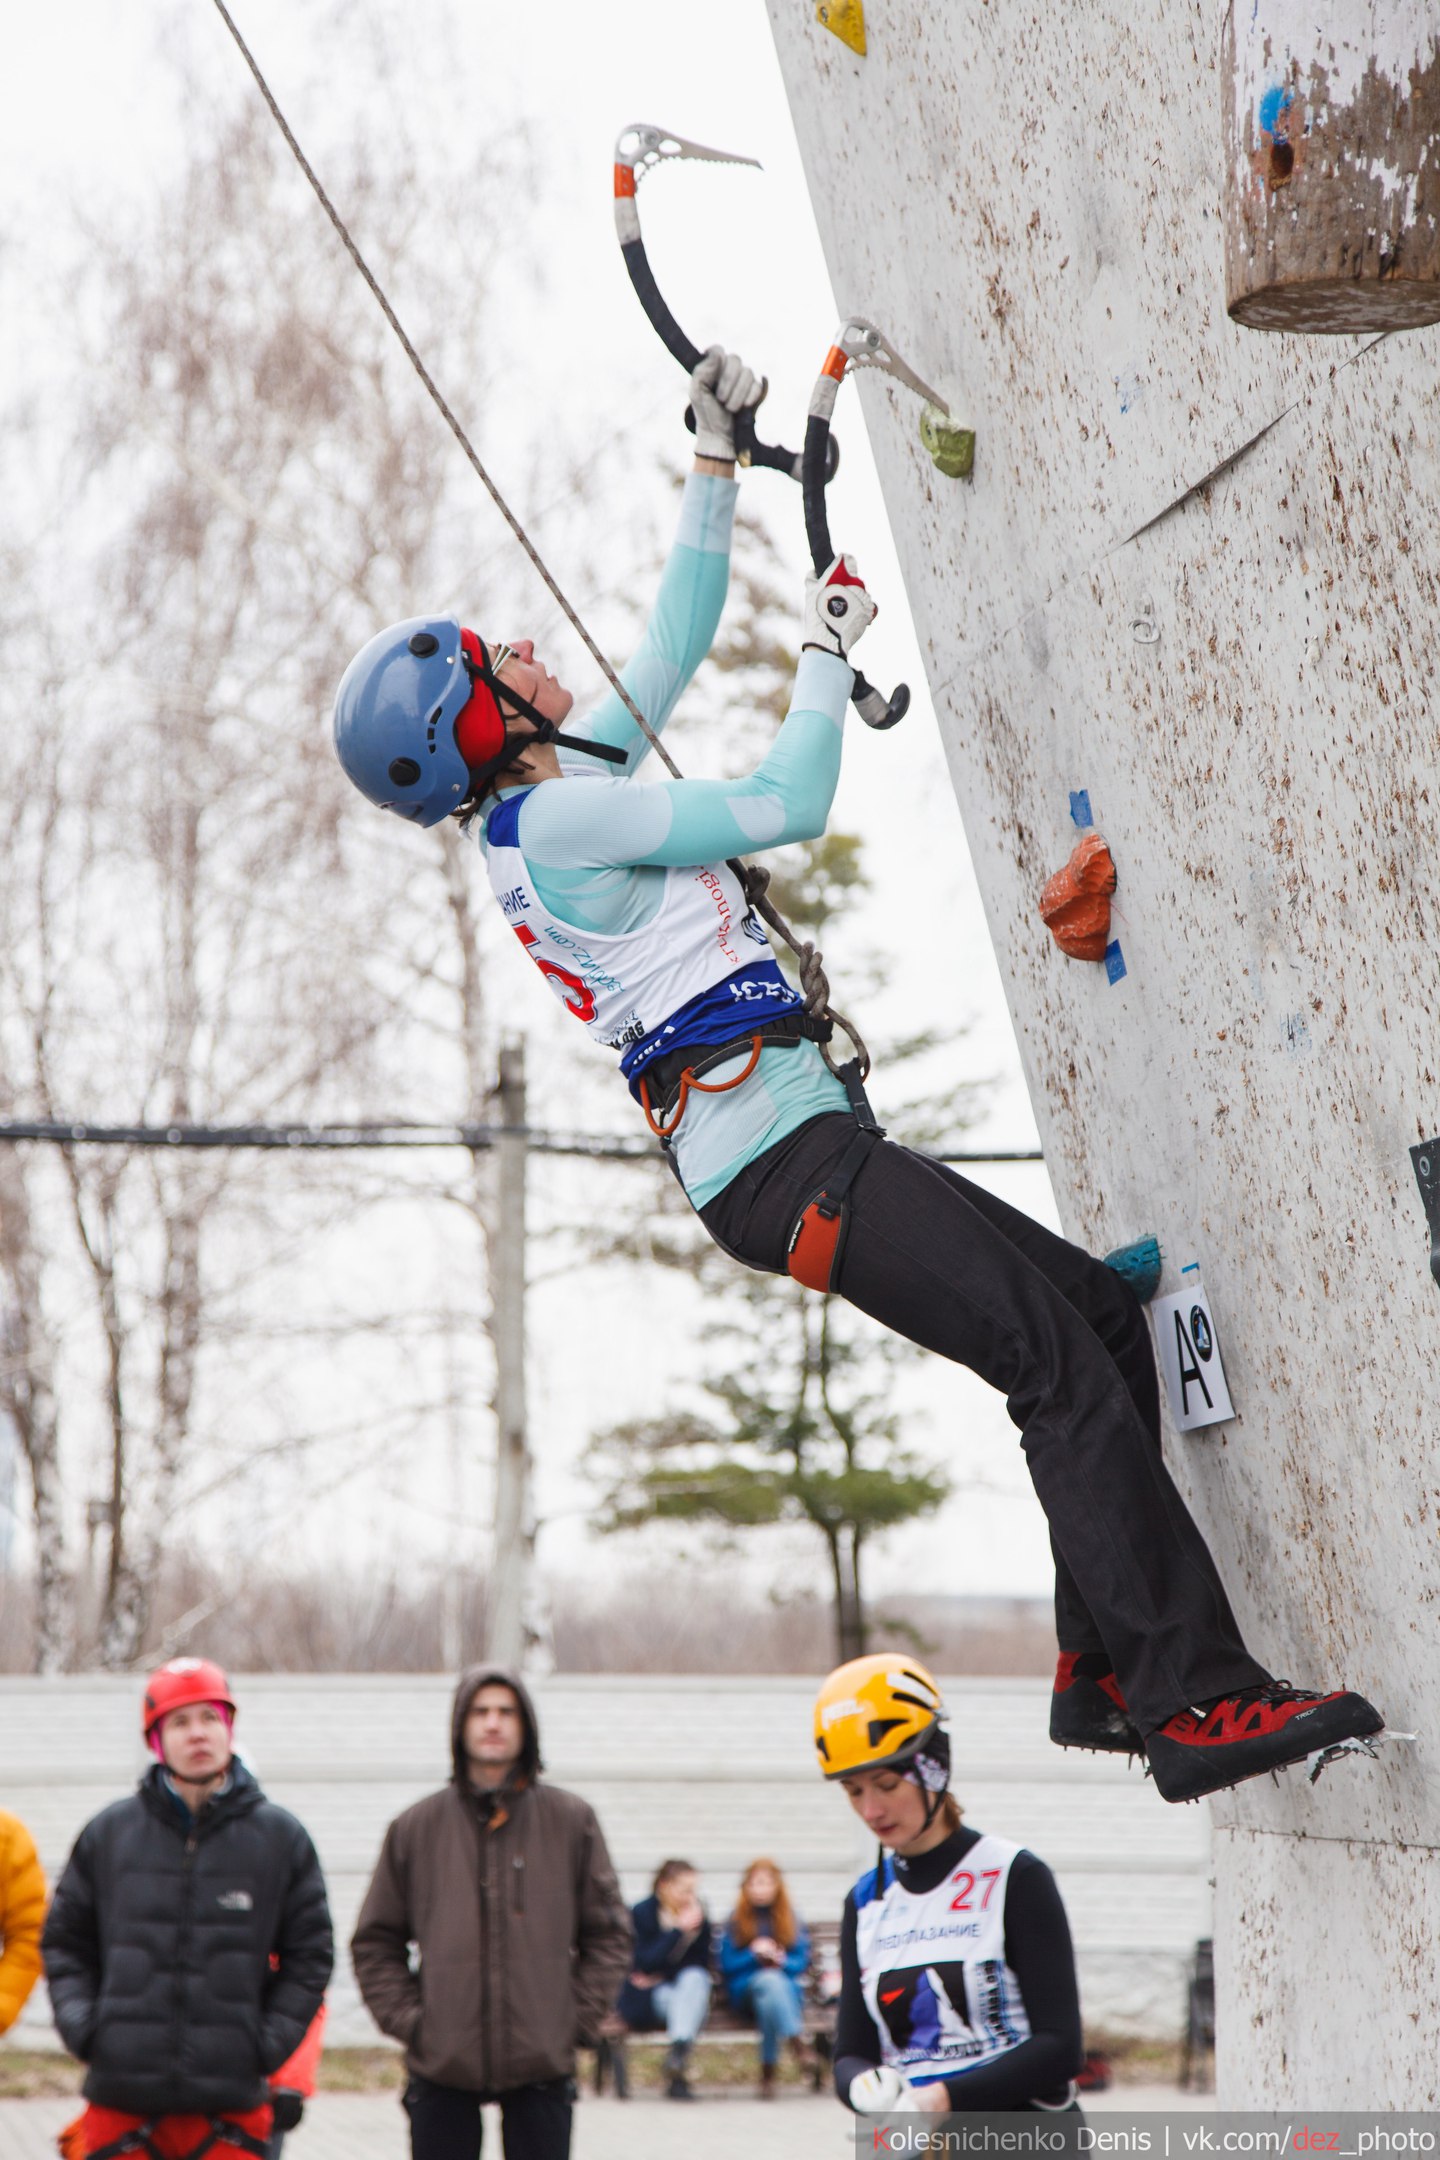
[816,0,867,57]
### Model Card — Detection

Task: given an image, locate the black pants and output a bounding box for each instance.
[403,2075,573,2160]
[701,1114,1269,1734]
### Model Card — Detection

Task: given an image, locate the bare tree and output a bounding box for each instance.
[0,43,610,1663]
[0,1144,71,1673]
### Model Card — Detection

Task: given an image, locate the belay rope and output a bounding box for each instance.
[206,0,869,1082]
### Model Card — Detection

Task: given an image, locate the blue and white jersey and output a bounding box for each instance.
[483,793,800,1079]
[473,471,853,1206]
[853,1835,1031,2087]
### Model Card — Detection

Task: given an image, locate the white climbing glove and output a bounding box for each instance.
[849,2066,922,2114]
[689,344,766,461]
[802,554,877,659]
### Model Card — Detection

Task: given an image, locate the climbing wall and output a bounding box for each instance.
[768,0,1440,2107]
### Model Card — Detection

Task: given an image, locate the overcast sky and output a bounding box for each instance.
[0,0,1063,1610]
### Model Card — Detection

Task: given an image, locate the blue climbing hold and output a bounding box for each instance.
[1103,1236,1163,1303]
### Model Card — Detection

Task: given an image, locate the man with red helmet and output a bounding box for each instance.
[42,1658,333,2160]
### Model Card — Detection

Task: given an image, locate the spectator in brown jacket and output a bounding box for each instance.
[351,1666,631,2160]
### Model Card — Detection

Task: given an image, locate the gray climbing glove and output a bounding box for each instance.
[689,345,766,461]
[802,554,877,659]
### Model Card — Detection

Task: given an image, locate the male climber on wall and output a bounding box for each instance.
[331,345,1383,1804]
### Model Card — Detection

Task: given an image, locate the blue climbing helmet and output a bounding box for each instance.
[333,615,626,828]
[333,615,493,828]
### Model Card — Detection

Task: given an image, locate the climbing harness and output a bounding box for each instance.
[639,1028,781,1149]
[636,1003,859,1147]
[613,124,838,488]
[81,2119,272,2160]
[785,1095,883,1293]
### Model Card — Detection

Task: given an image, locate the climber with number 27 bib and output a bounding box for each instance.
[332,346,1382,1805]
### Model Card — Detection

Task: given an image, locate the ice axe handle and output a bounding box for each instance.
[682,403,840,483]
[802,413,909,730]
[617,238,835,485]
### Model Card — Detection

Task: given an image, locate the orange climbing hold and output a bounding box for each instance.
[1039,833,1117,961]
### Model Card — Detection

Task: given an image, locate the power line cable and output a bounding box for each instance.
[0,1118,1041,1165]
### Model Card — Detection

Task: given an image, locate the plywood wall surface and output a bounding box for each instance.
[768,0,1440,2106]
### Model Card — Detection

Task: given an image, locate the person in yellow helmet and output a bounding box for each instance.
[814,1656,1083,2121]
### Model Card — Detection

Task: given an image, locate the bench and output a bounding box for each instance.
[590,1920,842,2096]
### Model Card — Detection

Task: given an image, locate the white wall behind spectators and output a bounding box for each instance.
[1,1674,1207,2048]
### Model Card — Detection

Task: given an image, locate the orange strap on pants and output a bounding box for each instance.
[786,1128,880,1293]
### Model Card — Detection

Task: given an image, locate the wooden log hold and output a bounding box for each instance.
[1223,2,1440,332]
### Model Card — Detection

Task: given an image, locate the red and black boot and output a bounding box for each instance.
[1050,1652,1144,1755]
[1144,1682,1384,1803]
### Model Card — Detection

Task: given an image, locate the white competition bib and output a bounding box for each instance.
[482,789,795,1071]
[854,1835,1031,2082]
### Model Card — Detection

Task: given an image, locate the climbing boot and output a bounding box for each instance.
[1145,1682,1383,1803]
[1049,1652,1143,1754]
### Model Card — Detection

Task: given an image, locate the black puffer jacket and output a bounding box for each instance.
[42,1760,333,2116]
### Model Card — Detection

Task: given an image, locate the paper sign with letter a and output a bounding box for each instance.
[1152,1278,1235,1430]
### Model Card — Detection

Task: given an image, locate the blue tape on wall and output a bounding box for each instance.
[1069,790,1093,829]
[1104,940,1127,984]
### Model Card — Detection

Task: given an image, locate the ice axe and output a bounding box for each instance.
[613,123,839,486]
[803,318,953,730]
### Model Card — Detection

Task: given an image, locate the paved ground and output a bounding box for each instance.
[0,2083,1214,2158]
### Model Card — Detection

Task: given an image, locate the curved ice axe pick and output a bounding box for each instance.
[803,317,953,730]
[613,122,838,486]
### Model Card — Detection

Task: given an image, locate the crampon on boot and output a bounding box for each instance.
[1144,1682,1383,1803]
[1049,1652,1143,1755]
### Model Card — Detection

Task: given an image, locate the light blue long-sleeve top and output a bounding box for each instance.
[478,473,851,1206]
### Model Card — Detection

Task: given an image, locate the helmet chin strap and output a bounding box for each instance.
[919,1783,947,1831]
[462,646,628,793]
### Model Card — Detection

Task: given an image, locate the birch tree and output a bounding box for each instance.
[0,51,596,1663]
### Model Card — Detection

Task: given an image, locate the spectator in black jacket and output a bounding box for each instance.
[616,1859,713,2102]
[42,1658,333,2159]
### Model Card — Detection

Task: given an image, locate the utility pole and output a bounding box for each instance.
[487,1040,534,1670]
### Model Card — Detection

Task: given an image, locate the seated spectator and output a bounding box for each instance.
[616,1859,712,2102]
[718,1858,812,2097]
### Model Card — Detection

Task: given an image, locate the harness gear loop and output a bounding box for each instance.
[638,1033,766,1140]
